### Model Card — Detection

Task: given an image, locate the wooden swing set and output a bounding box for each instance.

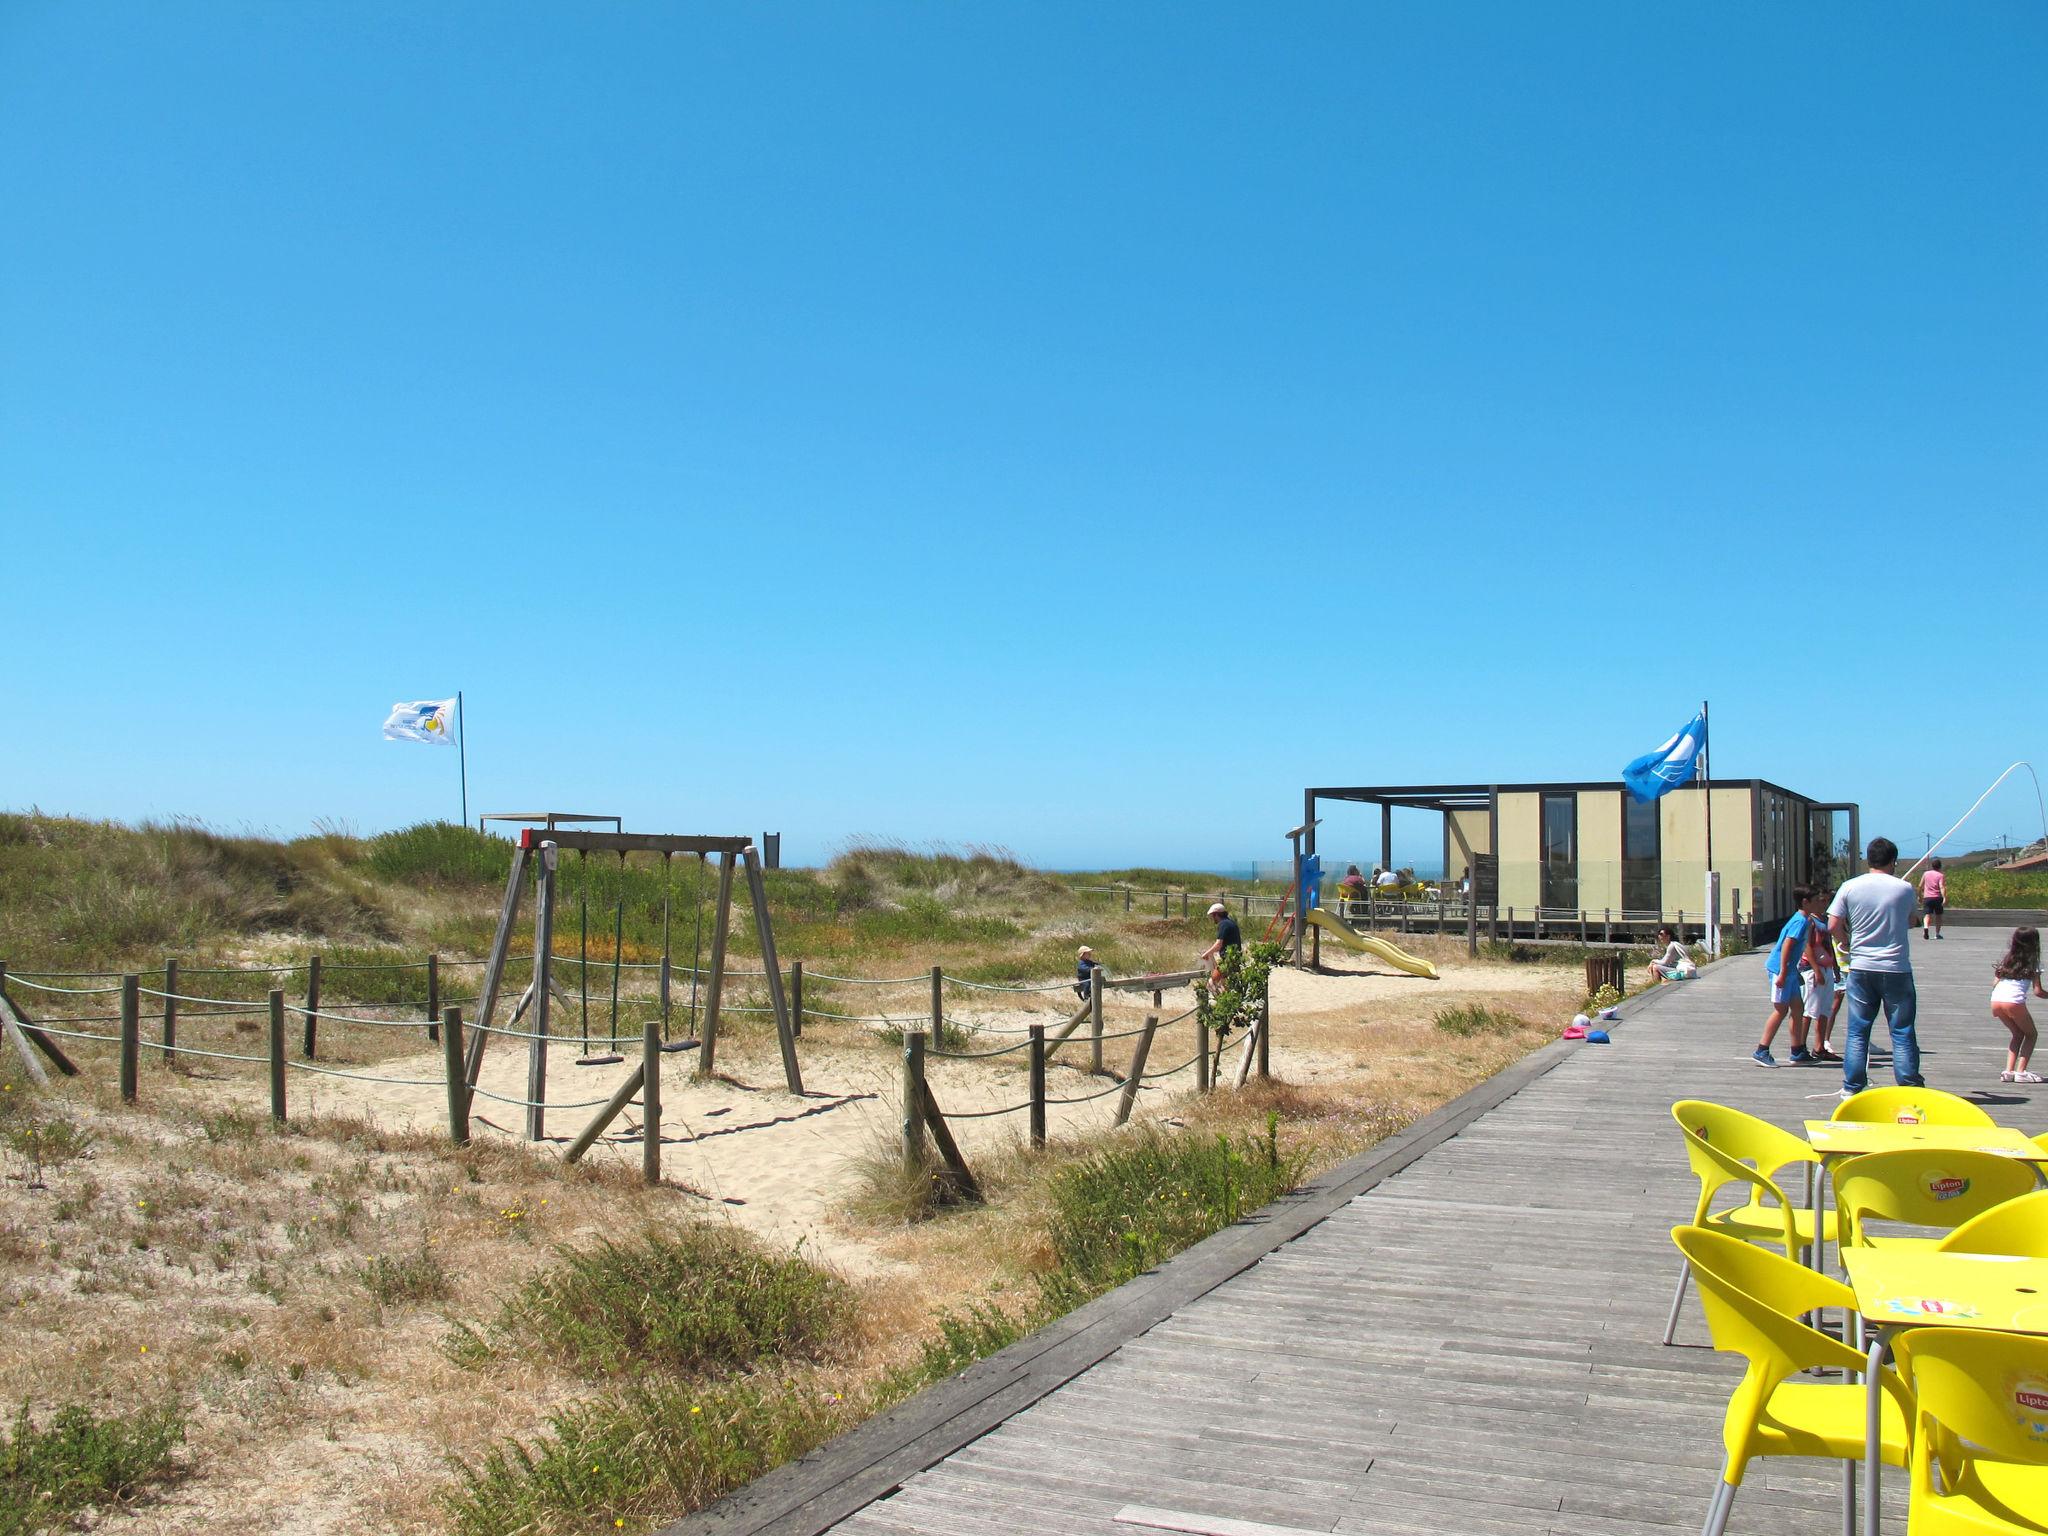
[462,828,800,1184]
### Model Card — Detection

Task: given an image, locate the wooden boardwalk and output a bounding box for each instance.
[682,928,2041,1536]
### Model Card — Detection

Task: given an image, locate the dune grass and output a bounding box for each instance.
[0,1399,184,1535]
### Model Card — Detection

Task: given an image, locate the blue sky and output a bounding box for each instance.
[4,2,2043,870]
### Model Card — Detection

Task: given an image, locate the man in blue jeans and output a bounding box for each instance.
[1827,836,1923,1095]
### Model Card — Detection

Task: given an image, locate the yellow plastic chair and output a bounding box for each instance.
[1832,1087,1996,1128]
[1893,1327,2048,1534]
[1833,1149,2040,1252]
[1673,1226,1912,1536]
[1666,1100,1836,1345]
[1938,1188,2048,1258]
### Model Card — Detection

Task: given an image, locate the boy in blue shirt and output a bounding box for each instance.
[1753,885,1818,1067]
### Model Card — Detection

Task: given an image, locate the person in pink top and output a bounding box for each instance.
[1919,858,1946,941]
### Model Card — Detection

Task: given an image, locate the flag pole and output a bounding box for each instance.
[457,690,469,829]
[1701,698,1716,955]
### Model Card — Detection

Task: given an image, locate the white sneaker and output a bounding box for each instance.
[2015,1071,2046,1085]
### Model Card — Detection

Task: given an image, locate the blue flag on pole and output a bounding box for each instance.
[1623,712,1707,804]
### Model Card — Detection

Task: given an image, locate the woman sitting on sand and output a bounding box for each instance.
[1648,927,1696,985]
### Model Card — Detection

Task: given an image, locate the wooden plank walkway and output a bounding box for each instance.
[686,928,2042,1536]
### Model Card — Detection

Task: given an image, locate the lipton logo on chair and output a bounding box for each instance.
[1895,1108,1923,1125]
[2018,1386,2048,1413]
[1924,1171,1971,1201]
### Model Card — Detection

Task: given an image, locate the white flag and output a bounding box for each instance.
[383,697,459,745]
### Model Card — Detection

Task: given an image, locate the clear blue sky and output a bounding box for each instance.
[5,2,2043,870]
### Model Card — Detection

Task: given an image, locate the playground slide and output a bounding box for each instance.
[1305,907,1441,980]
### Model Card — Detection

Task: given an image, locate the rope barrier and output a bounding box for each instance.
[932,1098,1031,1120]
[1138,1049,1205,1081]
[467,1084,616,1112]
[18,1022,119,1044]
[1041,1077,1133,1107]
[287,1060,447,1088]
[137,988,269,1008]
[6,977,125,995]
[926,1036,1037,1061]
[940,975,1075,993]
[139,1040,270,1066]
[800,1006,910,1024]
[803,970,928,986]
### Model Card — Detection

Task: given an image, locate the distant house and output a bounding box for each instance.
[1303,779,1858,931]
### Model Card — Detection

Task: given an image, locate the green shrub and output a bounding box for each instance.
[0,1399,183,1533]
[357,1245,452,1306]
[318,945,434,1005]
[881,1299,1039,1400]
[1433,1003,1526,1037]
[364,823,513,886]
[441,1373,858,1536]
[484,1229,850,1379]
[1038,1116,1303,1306]
[850,896,1022,947]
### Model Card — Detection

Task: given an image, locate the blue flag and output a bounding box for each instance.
[1623,713,1707,803]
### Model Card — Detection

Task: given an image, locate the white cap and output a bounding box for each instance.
[1208,902,1228,917]
[1077,946,1093,958]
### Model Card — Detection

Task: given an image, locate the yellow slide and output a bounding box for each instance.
[1305,907,1441,979]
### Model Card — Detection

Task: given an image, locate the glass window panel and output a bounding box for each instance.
[1541,793,1578,909]
[1622,798,1661,915]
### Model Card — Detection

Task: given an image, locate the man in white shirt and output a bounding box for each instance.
[1826,836,1923,1096]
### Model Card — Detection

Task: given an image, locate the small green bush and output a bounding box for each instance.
[357,1246,452,1306]
[1038,1116,1303,1306]
[1433,1004,1526,1037]
[0,1399,183,1533]
[486,1228,850,1379]
[881,1299,1038,1400]
[364,823,514,887]
[440,1374,857,1536]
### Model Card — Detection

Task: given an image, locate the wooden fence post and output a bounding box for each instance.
[642,965,661,1187]
[1161,891,1169,918]
[1124,886,1132,913]
[1466,891,1478,957]
[930,965,944,1048]
[1089,973,1104,1076]
[426,954,440,1042]
[119,974,140,1103]
[161,957,178,1069]
[1114,1014,1159,1127]
[268,989,287,1124]
[302,954,321,1059]
[789,960,803,1038]
[1256,973,1271,1079]
[1028,1025,1046,1149]
[902,1030,927,1177]
[1604,909,1613,945]
[441,1007,468,1146]
[1579,910,1589,943]
[1195,1004,1210,1092]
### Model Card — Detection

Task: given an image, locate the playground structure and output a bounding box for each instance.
[462,828,800,1182]
[1300,907,1440,980]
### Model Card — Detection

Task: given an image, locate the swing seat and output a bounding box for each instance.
[660,1038,701,1053]
[574,1051,625,1067]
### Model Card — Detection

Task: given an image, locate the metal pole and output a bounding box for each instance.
[457,690,468,828]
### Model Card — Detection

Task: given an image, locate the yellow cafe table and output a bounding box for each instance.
[1840,1249,2048,1536]
[1802,1121,2048,1273]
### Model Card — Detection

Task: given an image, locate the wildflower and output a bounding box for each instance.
[139,1345,148,1354]
[689,1405,701,1415]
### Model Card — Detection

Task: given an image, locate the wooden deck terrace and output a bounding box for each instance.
[675,926,2040,1536]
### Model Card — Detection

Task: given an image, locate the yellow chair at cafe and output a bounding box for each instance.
[1893,1327,2048,1535]
[1937,1187,2048,1259]
[1833,1149,2039,1253]
[1665,1100,1836,1345]
[1672,1226,1912,1536]
[1832,1087,1996,1128]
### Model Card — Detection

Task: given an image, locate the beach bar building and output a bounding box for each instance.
[1303,779,1859,938]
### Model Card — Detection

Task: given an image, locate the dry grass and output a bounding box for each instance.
[0,824,1592,1534]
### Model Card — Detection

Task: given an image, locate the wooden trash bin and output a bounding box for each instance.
[1585,954,1624,998]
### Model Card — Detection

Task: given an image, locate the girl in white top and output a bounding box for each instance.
[1991,925,2044,1084]
[1646,926,1695,986]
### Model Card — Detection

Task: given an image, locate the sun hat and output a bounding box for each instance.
[1208,902,1228,916]
[1077,945,1093,958]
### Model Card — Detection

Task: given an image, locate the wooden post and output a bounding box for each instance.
[1028,1025,1046,1148]
[463,842,530,1095]
[741,845,803,1094]
[930,965,944,1049]
[426,953,440,1042]
[696,851,736,1078]
[1089,971,1104,1076]
[161,957,178,1069]
[0,966,77,1079]
[643,954,662,1186]
[1604,909,1613,945]
[1180,891,1189,918]
[1161,891,1169,918]
[564,1062,643,1165]
[1123,886,1132,913]
[1508,905,1515,940]
[1113,1014,1159,1127]
[1256,973,1271,1079]
[1466,889,1478,957]
[301,954,321,1059]
[119,974,139,1103]
[1579,910,1588,943]
[1194,1005,1210,1092]
[528,846,557,1142]
[268,989,287,1124]
[441,1007,469,1146]
[789,960,803,1039]
[902,1030,927,1178]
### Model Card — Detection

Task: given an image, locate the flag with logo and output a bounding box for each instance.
[1622,712,1706,803]
[383,698,459,745]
